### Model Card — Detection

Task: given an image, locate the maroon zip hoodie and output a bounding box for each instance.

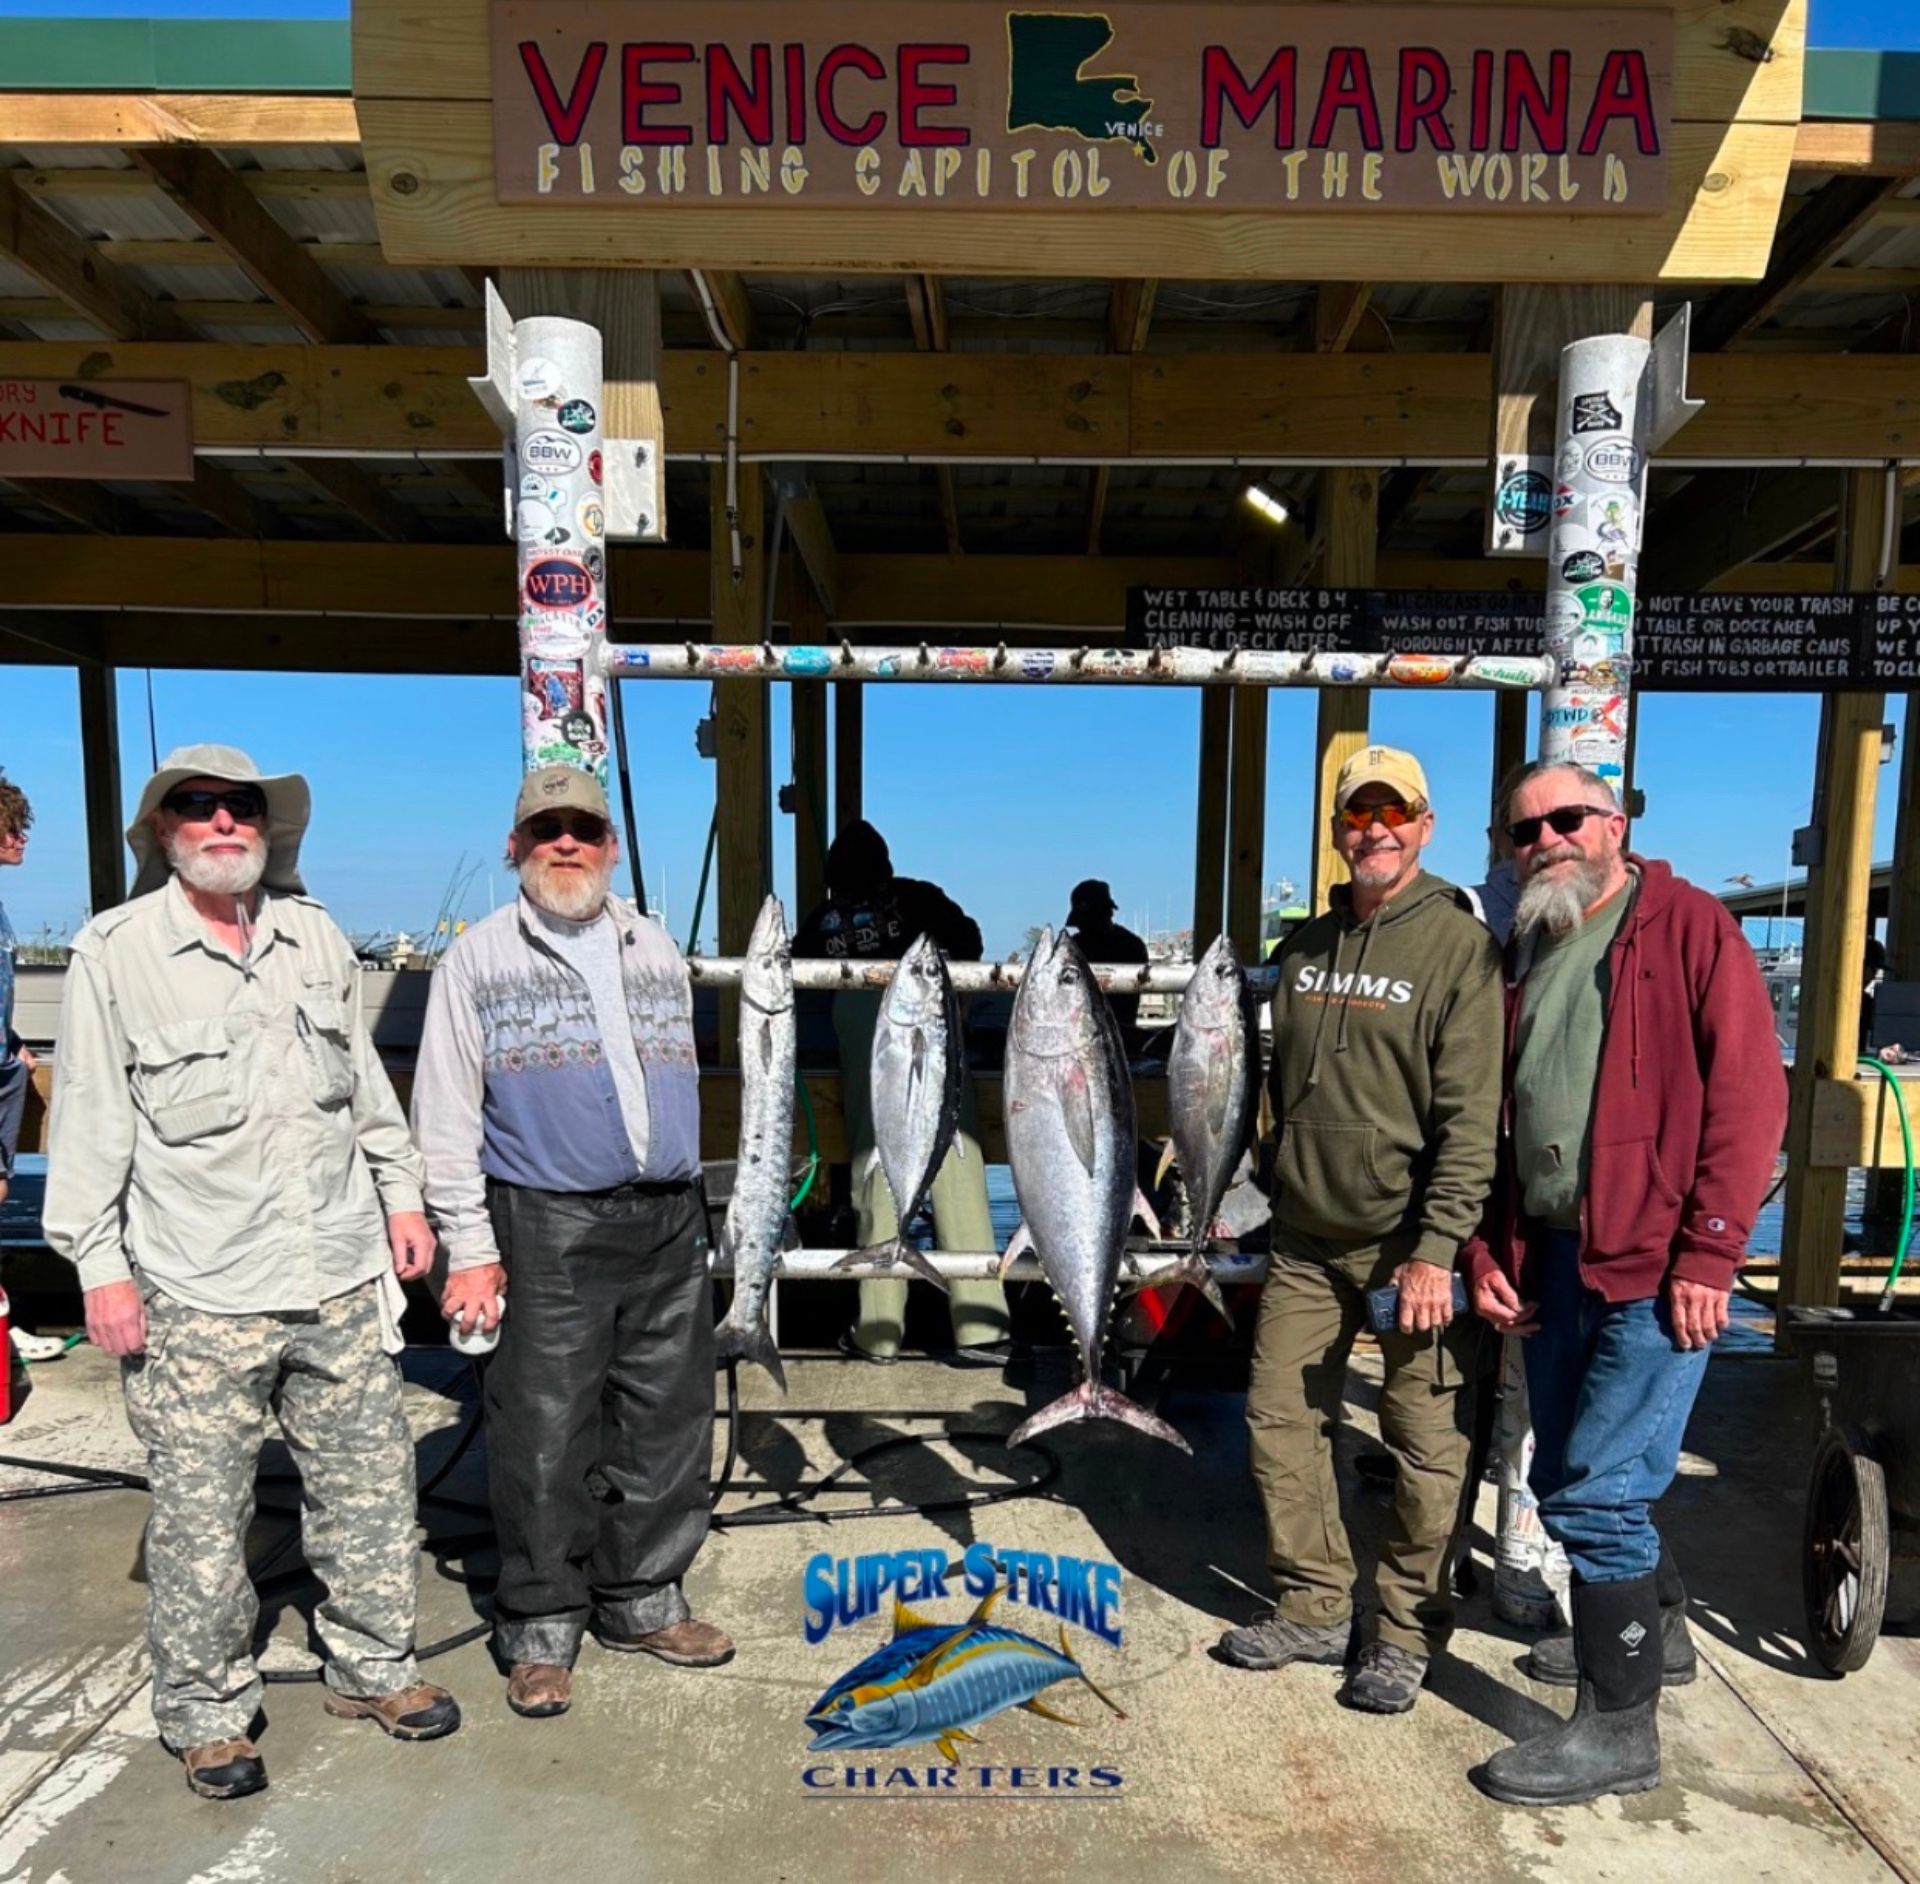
[1461,857,1788,1303]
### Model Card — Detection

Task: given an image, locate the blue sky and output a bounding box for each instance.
[0,0,1912,948]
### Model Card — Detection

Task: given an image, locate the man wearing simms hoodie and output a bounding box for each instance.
[1219,746,1502,1714]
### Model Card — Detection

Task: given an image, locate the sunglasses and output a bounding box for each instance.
[1338,801,1423,832]
[523,810,610,846]
[161,787,266,822]
[1507,804,1617,848]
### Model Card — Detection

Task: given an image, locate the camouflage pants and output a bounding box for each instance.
[120,1279,424,1748]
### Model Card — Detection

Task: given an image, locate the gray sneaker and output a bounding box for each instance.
[1215,1611,1350,1672]
[1344,1641,1428,1714]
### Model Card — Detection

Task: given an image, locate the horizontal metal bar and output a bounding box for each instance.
[687,956,1281,993]
[603,641,1554,690]
[711,1248,1272,1283]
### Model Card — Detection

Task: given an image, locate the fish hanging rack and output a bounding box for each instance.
[706,1248,1271,1284]
[684,957,1282,995]
[598,639,1553,690]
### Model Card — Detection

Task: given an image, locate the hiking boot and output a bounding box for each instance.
[1214,1611,1350,1672]
[176,1736,268,1801]
[1344,1642,1428,1714]
[506,1663,573,1718]
[947,1339,1015,1369]
[594,1616,736,1667]
[322,1682,461,1742]
[1479,1575,1663,1807]
[1525,1601,1696,1688]
[836,1328,897,1366]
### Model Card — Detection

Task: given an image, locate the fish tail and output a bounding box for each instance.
[1006,1380,1191,1455]
[714,1311,787,1392]
[1179,1248,1234,1326]
[1058,1624,1128,1721]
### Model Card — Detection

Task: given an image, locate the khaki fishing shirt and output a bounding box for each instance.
[43,876,424,1313]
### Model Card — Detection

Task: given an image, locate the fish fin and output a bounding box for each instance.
[758,1015,773,1074]
[1131,1187,1164,1241]
[713,1312,787,1392]
[900,1243,952,1295]
[1007,1380,1192,1456]
[1152,1138,1176,1187]
[1205,1034,1233,1139]
[891,1598,939,1637]
[998,1220,1035,1280]
[934,1731,977,1765]
[966,1583,1003,1628]
[1059,1625,1128,1720]
[910,1025,927,1104]
[834,1238,904,1275]
[1063,1076,1097,1178]
[1180,1250,1233,1326]
[1021,1697,1081,1727]
[906,1625,981,1687]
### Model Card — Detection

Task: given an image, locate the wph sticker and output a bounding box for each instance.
[800,1546,1127,1796]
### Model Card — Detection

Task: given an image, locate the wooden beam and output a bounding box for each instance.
[901,276,963,554]
[286,455,414,541]
[1645,469,1845,592]
[690,269,757,350]
[782,485,838,616]
[0,94,360,145]
[1085,466,1112,557]
[13,167,371,202]
[1,478,122,534]
[1312,469,1381,914]
[1792,120,1920,178]
[1225,687,1268,962]
[96,238,387,269]
[1781,467,1895,1329]
[77,662,126,914]
[2,344,1918,466]
[835,682,863,834]
[177,458,261,537]
[790,561,829,922]
[1313,283,1373,355]
[1693,175,1907,350]
[1192,686,1231,953]
[935,466,963,556]
[128,147,376,346]
[1108,279,1157,356]
[712,467,768,1056]
[0,173,193,341]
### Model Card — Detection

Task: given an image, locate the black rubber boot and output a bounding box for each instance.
[1525,1546,1697,1688]
[1479,1574,1663,1807]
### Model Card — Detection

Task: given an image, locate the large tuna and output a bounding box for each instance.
[714,895,795,1389]
[1002,927,1190,1453]
[838,932,961,1292]
[1157,933,1259,1321]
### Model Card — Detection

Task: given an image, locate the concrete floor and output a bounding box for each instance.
[1,1338,1916,1884]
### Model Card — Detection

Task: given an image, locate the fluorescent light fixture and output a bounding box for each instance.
[1243,482,1290,527]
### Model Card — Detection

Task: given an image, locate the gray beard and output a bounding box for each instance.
[523,854,613,922]
[168,833,267,897]
[1515,852,1613,937]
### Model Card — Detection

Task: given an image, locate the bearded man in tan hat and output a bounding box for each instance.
[413,765,728,1721]
[43,745,460,1802]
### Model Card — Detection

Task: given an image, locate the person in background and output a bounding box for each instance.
[1466,765,1527,948]
[1064,879,1151,1041]
[794,820,1009,1365]
[1468,761,1787,1807]
[1219,746,1501,1716]
[0,771,32,1210]
[414,765,728,1722]
[44,745,459,1801]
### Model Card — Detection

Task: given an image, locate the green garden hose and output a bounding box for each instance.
[1858,1056,1915,1312]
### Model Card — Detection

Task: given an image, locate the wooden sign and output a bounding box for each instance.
[494,3,1672,213]
[0,380,192,481]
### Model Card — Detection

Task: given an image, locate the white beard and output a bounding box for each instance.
[168,830,267,897]
[522,852,613,921]
[1515,850,1613,937]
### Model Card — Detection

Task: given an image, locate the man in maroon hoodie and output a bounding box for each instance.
[1465,760,1785,1808]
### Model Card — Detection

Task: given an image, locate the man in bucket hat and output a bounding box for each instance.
[43,745,460,1800]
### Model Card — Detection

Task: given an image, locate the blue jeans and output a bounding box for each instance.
[1523,1229,1711,1586]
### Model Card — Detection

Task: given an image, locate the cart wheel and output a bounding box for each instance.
[1802,1425,1890,1676]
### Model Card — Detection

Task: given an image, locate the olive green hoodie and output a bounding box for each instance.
[1267,870,1503,1267]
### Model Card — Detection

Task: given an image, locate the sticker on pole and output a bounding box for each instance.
[1571,392,1623,435]
[1583,439,1643,483]
[524,555,595,613]
[1576,582,1634,635]
[1493,469,1551,538]
[522,429,583,475]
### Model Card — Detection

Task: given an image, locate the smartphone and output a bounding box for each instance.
[1365,1274,1470,1335]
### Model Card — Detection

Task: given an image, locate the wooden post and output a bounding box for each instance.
[790,558,829,919]
[1312,468,1380,913]
[834,683,863,834]
[1225,687,1268,961]
[77,663,125,914]
[712,466,767,1060]
[1192,687,1231,952]
[1780,467,1893,1327]
[1490,691,1529,863]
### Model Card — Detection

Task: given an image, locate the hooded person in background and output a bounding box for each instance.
[1218,746,1502,1715]
[44,746,459,1801]
[1064,879,1150,1042]
[0,770,33,1211]
[794,821,1010,1364]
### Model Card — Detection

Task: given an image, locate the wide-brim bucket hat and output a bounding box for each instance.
[126,743,312,898]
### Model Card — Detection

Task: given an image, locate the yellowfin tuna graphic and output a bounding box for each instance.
[804,1584,1125,1766]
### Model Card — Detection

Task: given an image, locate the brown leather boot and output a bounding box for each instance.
[177,1736,268,1801]
[594,1617,735,1666]
[506,1663,574,1718]
[322,1682,462,1741]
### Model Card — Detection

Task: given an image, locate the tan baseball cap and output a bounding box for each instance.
[514,764,610,827]
[1334,745,1430,812]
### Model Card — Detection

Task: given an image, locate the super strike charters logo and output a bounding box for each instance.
[800,1545,1126,1796]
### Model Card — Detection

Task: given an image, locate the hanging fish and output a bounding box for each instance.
[1002,927,1189,1453]
[714,895,795,1389]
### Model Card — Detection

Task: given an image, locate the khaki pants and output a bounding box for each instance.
[836,991,1008,1358]
[1245,1226,1483,1656]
